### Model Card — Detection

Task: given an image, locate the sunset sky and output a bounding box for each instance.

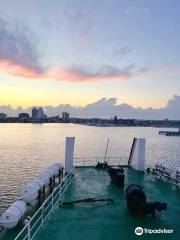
[0,0,180,109]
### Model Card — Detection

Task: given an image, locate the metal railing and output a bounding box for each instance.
[14,169,74,240]
[73,156,128,167]
[14,157,128,240]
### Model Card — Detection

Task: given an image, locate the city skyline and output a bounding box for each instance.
[0,0,180,109]
[0,94,180,120]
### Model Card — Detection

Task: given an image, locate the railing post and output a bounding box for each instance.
[42,205,44,230]
[70,171,72,182]
[52,194,54,213]
[59,184,62,201]
[28,220,31,240]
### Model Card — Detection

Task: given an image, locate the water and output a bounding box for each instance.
[0,123,180,212]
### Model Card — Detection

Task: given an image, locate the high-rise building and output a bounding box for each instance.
[62,112,69,122]
[32,107,46,120]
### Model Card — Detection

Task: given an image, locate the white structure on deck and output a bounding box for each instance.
[129,138,146,171]
[65,137,75,173]
[21,178,45,204]
[21,163,62,204]
[0,200,27,229]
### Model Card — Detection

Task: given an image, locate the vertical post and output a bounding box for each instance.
[59,184,61,200]
[49,176,55,194]
[53,175,55,188]
[62,167,64,178]
[130,138,146,171]
[28,220,31,240]
[65,137,75,174]
[41,205,44,230]
[128,138,137,165]
[42,186,45,202]
[52,194,54,213]
[58,168,62,183]
[104,138,109,164]
[59,183,62,206]
[138,138,145,171]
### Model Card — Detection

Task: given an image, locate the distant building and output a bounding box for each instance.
[62,112,69,122]
[113,115,118,124]
[32,107,46,120]
[0,113,7,118]
[49,115,60,122]
[19,113,30,120]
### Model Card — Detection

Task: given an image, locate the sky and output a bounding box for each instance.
[0,0,180,117]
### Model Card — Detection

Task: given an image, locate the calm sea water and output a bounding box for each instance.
[0,123,180,212]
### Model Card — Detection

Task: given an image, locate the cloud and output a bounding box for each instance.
[0,62,133,83]
[0,60,45,79]
[137,65,180,78]
[0,16,145,83]
[1,95,180,120]
[0,16,43,76]
[50,65,134,82]
[0,15,137,83]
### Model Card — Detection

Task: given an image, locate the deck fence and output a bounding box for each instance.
[14,169,74,240]
[14,156,128,240]
[73,156,128,166]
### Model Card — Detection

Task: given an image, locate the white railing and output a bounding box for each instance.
[13,157,128,240]
[14,169,74,240]
[73,156,128,167]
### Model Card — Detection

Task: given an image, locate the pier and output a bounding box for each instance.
[159,129,180,136]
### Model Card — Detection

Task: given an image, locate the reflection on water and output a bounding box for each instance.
[0,123,180,212]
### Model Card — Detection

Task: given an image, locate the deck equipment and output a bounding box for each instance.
[0,201,27,229]
[21,163,63,204]
[108,166,125,187]
[62,197,114,206]
[125,184,167,217]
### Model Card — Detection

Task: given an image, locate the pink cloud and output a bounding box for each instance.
[0,60,45,79]
[49,67,130,83]
[0,60,132,83]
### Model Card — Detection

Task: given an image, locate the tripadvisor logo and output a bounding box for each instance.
[135,227,143,236]
[135,227,174,235]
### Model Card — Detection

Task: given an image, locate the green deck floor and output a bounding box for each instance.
[34,167,180,240]
[2,167,180,240]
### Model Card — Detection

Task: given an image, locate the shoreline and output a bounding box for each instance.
[0,120,180,129]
